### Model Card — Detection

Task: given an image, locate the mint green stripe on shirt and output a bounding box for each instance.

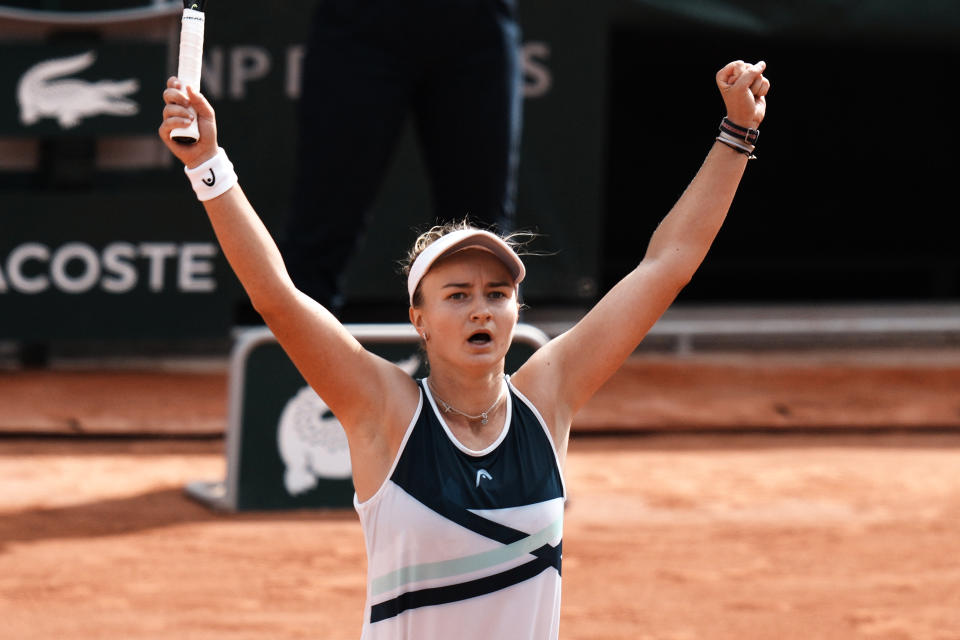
[370,517,562,597]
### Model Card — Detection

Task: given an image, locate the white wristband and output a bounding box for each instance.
[184,148,238,201]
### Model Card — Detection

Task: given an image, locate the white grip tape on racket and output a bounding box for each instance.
[171,8,205,143]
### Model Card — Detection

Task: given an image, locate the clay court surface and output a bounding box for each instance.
[3,351,960,639]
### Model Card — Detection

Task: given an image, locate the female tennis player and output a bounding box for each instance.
[160,59,769,639]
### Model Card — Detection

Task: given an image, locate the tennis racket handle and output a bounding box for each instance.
[171,8,205,144]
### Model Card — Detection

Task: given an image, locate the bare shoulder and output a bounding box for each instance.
[343,355,423,501]
[350,353,423,439]
[511,346,573,451]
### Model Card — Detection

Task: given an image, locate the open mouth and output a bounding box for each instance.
[468,331,492,345]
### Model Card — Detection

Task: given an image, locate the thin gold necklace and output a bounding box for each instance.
[428,377,505,425]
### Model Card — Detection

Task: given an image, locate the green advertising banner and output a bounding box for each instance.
[0,0,606,342]
[5,0,954,342]
[0,1,310,340]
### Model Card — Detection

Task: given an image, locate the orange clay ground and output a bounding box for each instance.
[2,349,960,639]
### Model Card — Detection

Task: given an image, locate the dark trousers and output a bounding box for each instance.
[281,0,523,311]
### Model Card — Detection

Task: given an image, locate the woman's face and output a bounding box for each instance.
[411,248,519,372]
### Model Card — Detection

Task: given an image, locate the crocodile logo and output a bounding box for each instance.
[17,51,140,129]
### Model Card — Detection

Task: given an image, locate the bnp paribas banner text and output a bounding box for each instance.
[0,0,605,341]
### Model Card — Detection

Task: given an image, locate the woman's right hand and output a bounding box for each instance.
[158,76,220,168]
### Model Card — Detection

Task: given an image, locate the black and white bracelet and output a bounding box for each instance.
[720,117,759,145]
[716,117,759,159]
[184,147,238,201]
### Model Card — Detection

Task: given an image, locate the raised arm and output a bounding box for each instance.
[157,79,418,443]
[514,60,770,441]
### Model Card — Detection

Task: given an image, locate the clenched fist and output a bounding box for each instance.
[717,60,769,130]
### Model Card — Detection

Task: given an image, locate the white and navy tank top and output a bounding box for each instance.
[354,375,566,639]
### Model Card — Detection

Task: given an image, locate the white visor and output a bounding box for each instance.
[407,229,526,305]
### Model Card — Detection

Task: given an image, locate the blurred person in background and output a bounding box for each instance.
[279,0,524,316]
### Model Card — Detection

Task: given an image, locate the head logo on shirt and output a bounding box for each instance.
[476,469,493,487]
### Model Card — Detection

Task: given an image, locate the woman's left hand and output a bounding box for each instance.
[716,60,769,130]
